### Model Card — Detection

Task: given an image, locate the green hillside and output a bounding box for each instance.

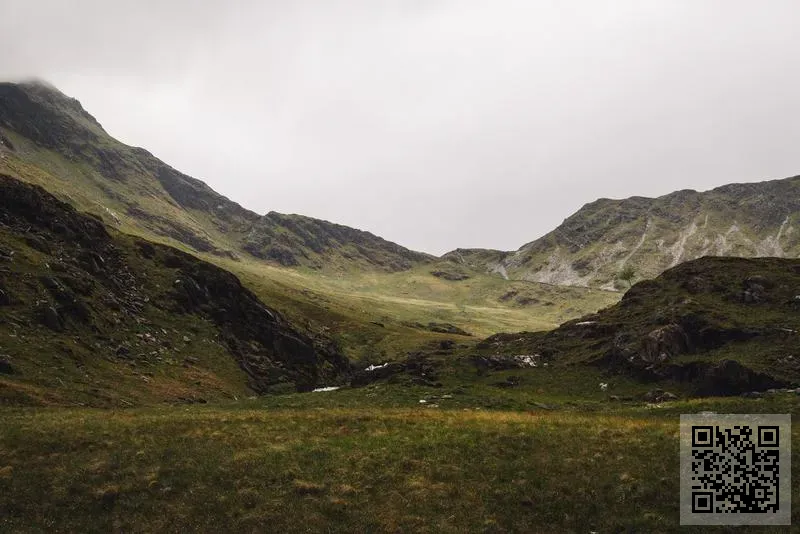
[0,81,617,361]
[0,175,349,406]
[475,256,800,396]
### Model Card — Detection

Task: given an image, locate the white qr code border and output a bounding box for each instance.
[680,413,791,526]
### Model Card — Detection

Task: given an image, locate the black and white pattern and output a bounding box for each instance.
[680,414,791,526]
[690,425,780,513]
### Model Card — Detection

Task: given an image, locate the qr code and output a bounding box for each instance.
[691,425,780,513]
[681,414,791,526]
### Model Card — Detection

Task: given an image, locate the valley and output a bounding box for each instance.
[1,81,799,531]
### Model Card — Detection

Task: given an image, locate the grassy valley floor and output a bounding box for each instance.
[1,389,798,533]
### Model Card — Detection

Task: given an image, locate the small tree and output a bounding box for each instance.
[618,264,637,288]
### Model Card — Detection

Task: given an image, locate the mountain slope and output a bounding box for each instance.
[477,256,800,395]
[0,174,350,406]
[243,211,432,270]
[0,81,430,272]
[0,80,618,360]
[446,177,800,288]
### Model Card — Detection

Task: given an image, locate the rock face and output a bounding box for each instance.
[477,256,800,396]
[0,175,351,403]
[444,177,800,288]
[242,211,432,272]
[430,268,471,281]
[0,81,432,273]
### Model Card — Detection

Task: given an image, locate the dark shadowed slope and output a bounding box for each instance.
[0,174,350,406]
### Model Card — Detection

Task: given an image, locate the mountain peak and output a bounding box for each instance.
[7,80,105,132]
[0,81,432,273]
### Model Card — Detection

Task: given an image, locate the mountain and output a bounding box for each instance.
[0,174,350,406]
[477,256,800,396]
[0,81,430,272]
[242,211,432,270]
[446,177,800,288]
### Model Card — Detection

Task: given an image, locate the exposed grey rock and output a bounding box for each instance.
[642,389,678,402]
[641,324,690,363]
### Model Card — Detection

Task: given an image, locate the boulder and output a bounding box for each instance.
[695,359,782,396]
[351,362,404,387]
[640,324,690,363]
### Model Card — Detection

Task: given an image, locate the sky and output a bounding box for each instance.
[2,1,800,255]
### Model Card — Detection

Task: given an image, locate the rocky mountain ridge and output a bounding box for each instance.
[0,81,430,272]
[446,177,800,288]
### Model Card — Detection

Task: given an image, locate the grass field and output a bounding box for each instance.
[2,390,798,533]
[209,257,619,362]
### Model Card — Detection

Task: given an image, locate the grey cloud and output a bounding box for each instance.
[2,1,800,254]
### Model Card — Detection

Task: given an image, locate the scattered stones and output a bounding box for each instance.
[642,389,678,403]
[351,361,404,386]
[474,354,543,371]
[740,391,763,399]
[741,276,772,303]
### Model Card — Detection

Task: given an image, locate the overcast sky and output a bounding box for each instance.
[2,1,800,255]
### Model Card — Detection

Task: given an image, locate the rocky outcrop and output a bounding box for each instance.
[475,256,800,396]
[0,175,351,402]
[430,269,471,281]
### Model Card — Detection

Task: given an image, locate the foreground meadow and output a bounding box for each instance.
[1,393,798,533]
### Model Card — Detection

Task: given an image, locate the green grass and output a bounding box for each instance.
[209,257,618,361]
[0,228,253,407]
[1,392,798,533]
[0,128,619,363]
